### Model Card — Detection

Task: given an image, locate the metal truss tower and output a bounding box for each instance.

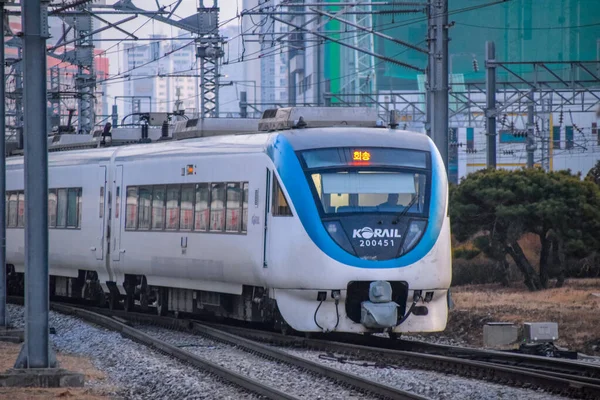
[339,2,376,106]
[6,38,23,144]
[48,65,60,131]
[196,0,224,118]
[2,0,226,138]
[57,3,95,134]
[114,0,225,119]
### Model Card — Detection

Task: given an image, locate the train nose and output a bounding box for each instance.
[360,280,399,329]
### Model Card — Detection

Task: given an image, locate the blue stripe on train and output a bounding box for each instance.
[266,134,447,269]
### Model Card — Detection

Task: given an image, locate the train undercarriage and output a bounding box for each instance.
[5,265,288,332]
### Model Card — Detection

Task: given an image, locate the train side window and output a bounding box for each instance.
[8,192,17,228]
[194,183,209,232]
[151,185,166,230]
[272,178,293,217]
[48,189,57,228]
[138,187,152,230]
[77,188,82,228]
[210,183,225,231]
[99,187,104,219]
[166,185,180,230]
[125,186,138,230]
[66,188,79,228]
[17,192,25,227]
[115,186,120,219]
[180,185,195,231]
[226,183,242,232]
[242,182,249,232]
[56,188,67,228]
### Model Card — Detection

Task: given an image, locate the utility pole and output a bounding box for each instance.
[541,98,551,172]
[14,0,55,368]
[428,0,449,172]
[239,91,248,118]
[15,45,23,149]
[0,0,7,329]
[526,102,535,168]
[485,41,497,169]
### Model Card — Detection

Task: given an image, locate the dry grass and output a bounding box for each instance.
[0,342,119,399]
[436,279,600,353]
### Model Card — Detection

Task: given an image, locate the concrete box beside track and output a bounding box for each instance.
[524,322,559,342]
[483,322,519,348]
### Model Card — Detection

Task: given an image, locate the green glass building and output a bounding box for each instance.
[323,0,600,93]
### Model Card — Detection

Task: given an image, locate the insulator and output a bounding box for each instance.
[472,59,479,72]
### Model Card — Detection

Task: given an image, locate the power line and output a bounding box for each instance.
[88,2,269,86]
[456,21,600,31]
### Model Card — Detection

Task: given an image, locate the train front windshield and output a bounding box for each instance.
[300,148,429,217]
[299,147,431,260]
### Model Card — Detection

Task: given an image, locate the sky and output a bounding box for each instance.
[88,0,244,112]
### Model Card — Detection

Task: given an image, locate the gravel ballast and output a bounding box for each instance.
[280,347,572,400]
[6,304,259,400]
[137,324,378,400]
[6,303,586,399]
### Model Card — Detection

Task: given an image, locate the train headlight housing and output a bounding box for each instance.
[324,221,355,255]
[401,220,426,255]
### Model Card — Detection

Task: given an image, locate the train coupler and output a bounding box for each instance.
[360,280,399,329]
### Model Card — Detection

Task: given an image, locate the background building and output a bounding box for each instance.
[281,0,599,179]
[5,17,110,132]
[219,24,246,116]
[122,31,199,119]
[241,0,288,116]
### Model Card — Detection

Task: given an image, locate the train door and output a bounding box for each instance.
[111,165,124,262]
[96,165,107,260]
[262,168,272,268]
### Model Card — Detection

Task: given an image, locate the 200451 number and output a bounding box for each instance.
[359,239,394,247]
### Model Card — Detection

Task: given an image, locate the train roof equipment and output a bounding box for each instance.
[172,117,260,140]
[257,107,382,132]
[5,107,393,157]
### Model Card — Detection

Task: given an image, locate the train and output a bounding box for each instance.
[4,107,451,336]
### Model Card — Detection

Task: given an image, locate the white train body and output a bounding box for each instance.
[5,123,451,334]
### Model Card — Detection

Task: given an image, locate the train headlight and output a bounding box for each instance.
[324,221,355,255]
[401,220,426,255]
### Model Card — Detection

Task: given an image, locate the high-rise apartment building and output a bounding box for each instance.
[241,0,288,114]
[123,31,199,118]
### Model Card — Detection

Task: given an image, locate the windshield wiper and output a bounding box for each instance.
[393,195,419,224]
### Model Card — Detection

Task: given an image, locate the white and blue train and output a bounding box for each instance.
[4,107,451,335]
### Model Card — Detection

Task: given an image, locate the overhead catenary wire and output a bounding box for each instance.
[54,0,512,96]
[25,0,525,129]
[456,21,600,30]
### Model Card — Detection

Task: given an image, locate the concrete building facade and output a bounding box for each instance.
[122,31,199,119]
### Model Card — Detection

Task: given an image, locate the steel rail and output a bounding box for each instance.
[328,332,600,379]
[199,322,600,400]
[49,303,300,400]
[95,308,428,400]
[208,322,600,380]
[10,295,600,398]
[189,321,426,400]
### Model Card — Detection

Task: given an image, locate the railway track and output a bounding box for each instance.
[9,296,600,398]
[47,302,427,400]
[197,321,600,400]
[323,332,600,378]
